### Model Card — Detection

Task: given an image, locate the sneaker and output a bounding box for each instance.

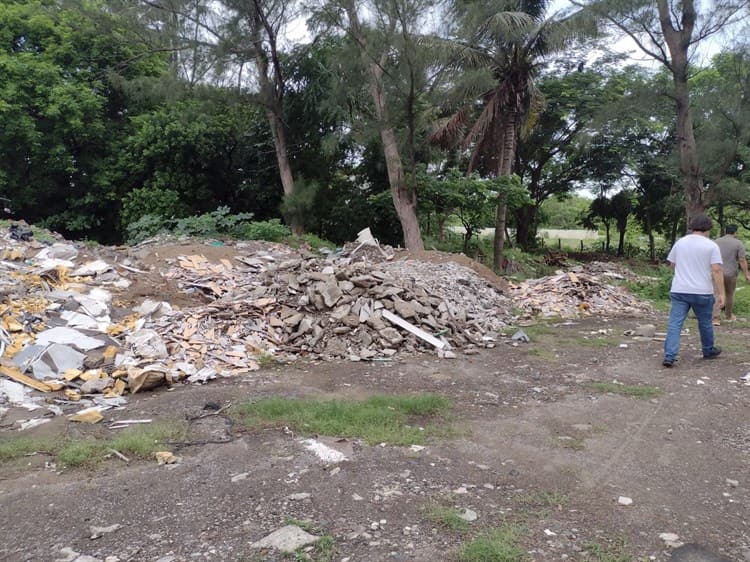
[662,358,674,368]
[703,346,722,359]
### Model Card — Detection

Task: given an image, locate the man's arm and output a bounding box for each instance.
[740,256,750,282]
[712,263,726,308]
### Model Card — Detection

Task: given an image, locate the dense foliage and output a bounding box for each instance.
[1,0,748,262]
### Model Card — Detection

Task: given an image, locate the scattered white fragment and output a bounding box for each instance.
[409,445,425,453]
[459,509,478,522]
[659,532,682,548]
[89,524,121,540]
[696,379,705,385]
[301,438,348,463]
[543,529,557,536]
[618,344,628,349]
[352,493,364,501]
[286,493,311,501]
[18,418,50,431]
[726,478,739,488]
[617,496,633,506]
[231,473,249,483]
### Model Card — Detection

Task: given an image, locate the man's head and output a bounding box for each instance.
[726,224,739,236]
[689,213,713,233]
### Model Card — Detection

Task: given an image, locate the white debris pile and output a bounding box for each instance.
[510,265,653,319]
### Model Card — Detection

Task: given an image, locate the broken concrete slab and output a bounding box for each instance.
[35,327,106,352]
[251,525,319,554]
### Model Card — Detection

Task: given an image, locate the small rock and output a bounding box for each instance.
[617,496,633,506]
[231,472,249,482]
[251,525,319,554]
[286,492,312,501]
[511,330,530,343]
[634,324,656,338]
[725,478,739,488]
[89,524,121,540]
[458,509,478,522]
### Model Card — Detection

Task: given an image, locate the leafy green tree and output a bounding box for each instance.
[0,0,165,241]
[431,0,594,269]
[513,66,631,249]
[312,0,442,250]
[113,94,281,230]
[576,0,746,224]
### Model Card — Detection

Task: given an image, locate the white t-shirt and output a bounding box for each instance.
[667,233,722,294]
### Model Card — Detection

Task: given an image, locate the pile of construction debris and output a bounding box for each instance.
[0,222,654,420]
[509,266,653,318]
[0,226,513,418]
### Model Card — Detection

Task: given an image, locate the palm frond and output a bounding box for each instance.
[462,91,500,149]
[477,11,536,44]
[429,104,473,147]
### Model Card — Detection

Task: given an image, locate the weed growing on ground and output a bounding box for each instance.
[0,436,59,461]
[424,504,471,533]
[0,423,184,468]
[232,394,452,446]
[582,537,638,561]
[458,527,529,562]
[587,382,662,399]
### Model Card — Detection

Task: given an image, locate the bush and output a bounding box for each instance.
[242,219,291,242]
[125,213,170,244]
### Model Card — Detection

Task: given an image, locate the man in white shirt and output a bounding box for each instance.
[663,213,725,367]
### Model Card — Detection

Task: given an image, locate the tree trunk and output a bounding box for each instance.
[514,204,538,251]
[604,223,611,253]
[492,114,518,270]
[657,0,704,225]
[437,215,446,243]
[346,4,423,251]
[251,14,302,235]
[617,227,626,257]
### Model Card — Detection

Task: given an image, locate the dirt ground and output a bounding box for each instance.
[2,307,750,562]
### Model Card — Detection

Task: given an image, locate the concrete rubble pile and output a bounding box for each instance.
[509,265,653,319]
[154,251,512,366]
[0,224,514,420]
[0,223,654,420]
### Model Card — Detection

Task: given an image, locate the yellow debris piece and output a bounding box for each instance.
[69,408,103,424]
[64,369,82,381]
[1,248,24,261]
[2,317,23,332]
[64,389,81,401]
[154,451,179,465]
[0,365,52,392]
[112,379,127,396]
[102,345,119,359]
[45,380,66,391]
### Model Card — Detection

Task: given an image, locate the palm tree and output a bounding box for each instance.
[432,0,590,269]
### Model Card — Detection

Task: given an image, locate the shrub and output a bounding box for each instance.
[243,219,291,242]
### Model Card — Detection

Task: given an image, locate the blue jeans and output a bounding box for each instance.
[664,292,716,361]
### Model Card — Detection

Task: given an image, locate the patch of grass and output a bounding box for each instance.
[255,351,277,368]
[424,504,471,533]
[232,394,452,446]
[557,436,586,451]
[458,527,529,562]
[0,436,59,461]
[110,423,185,459]
[0,422,185,468]
[587,382,662,400]
[517,490,568,509]
[283,519,336,561]
[582,537,635,561]
[515,490,568,520]
[57,439,108,467]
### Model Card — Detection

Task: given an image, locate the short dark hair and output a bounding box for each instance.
[689,213,712,232]
[726,224,738,234]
